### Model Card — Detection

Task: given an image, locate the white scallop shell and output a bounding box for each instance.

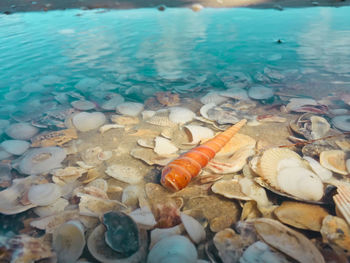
[73,112,106,132]
[200,92,228,105]
[5,122,39,140]
[277,167,324,201]
[154,137,178,155]
[168,107,196,124]
[183,125,214,144]
[0,140,30,155]
[28,183,62,206]
[53,220,85,263]
[148,235,197,263]
[116,102,144,116]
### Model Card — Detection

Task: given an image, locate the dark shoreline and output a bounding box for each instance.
[0,0,348,14]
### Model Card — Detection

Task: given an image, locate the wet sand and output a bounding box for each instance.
[0,0,348,13]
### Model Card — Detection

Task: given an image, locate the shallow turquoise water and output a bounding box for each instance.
[1,7,350,100]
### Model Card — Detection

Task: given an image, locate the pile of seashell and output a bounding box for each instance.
[0,86,349,263]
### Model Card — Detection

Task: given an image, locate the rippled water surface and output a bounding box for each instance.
[0,7,350,104]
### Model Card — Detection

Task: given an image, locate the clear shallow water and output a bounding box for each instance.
[0,7,350,106]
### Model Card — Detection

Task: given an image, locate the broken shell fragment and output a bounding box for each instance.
[99,124,124,134]
[320,215,350,257]
[254,218,325,263]
[78,193,125,217]
[180,213,206,244]
[168,107,196,124]
[34,197,69,217]
[0,175,43,215]
[147,235,197,263]
[303,156,333,182]
[28,183,61,206]
[154,136,178,155]
[211,179,251,201]
[320,150,348,175]
[129,206,157,230]
[53,220,86,263]
[333,184,350,225]
[105,164,143,184]
[183,125,214,144]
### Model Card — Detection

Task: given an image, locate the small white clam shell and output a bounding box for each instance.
[168,107,196,124]
[154,137,178,155]
[28,183,62,206]
[183,125,214,144]
[180,213,206,244]
[116,102,144,116]
[147,235,197,263]
[303,156,332,182]
[0,140,30,155]
[53,220,85,263]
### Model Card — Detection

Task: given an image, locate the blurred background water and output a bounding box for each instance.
[0,7,349,117]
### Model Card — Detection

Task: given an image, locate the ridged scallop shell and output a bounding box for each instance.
[168,107,196,124]
[53,220,85,263]
[200,92,228,105]
[254,218,325,263]
[116,102,144,117]
[28,183,61,206]
[258,147,306,189]
[320,150,348,175]
[333,184,350,225]
[183,125,214,144]
[146,115,175,127]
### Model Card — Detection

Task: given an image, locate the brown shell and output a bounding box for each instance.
[254,218,325,263]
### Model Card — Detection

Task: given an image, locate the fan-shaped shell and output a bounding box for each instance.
[28,183,61,206]
[154,137,178,155]
[258,148,305,189]
[200,92,228,105]
[116,102,144,116]
[248,85,274,100]
[168,107,196,124]
[71,100,96,110]
[73,112,106,132]
[320,150,348,175]
[0,140,30,155]
[53,220,85,263]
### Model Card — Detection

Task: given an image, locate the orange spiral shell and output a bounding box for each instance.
[161,119,247,191]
